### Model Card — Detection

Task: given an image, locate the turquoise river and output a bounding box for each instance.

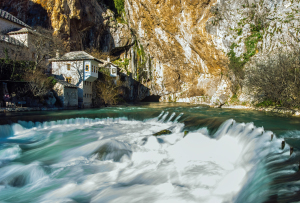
[1,103,300,203]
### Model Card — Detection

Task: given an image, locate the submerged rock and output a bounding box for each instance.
[94,140,132,162]
[153,130,172,136]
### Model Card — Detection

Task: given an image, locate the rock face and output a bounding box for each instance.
[32,0,112,51]
[125,0,231,104]
[123,0,300,105]
[205,0,300,103]
[1,0,133,52]
[2,0,300,105]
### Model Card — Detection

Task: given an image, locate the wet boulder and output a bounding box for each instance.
[153,130,172,136]
[94,140,132,162]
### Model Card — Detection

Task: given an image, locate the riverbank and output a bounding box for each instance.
[0,106,76,112]
[220,104,300,116]
[1,102,300,117]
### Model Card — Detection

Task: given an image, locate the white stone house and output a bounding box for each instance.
[0,9,35,61]
[6,28,38,58]
[49,51,102,108]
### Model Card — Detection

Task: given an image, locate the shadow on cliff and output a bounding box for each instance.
[1,1,50,28]
[119,72,151,103]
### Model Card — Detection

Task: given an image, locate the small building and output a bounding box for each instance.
[0,9,35,61]
[49,51,102,108]
[99,57,118,77]
[0,9,30,34]
[53,80,78,108]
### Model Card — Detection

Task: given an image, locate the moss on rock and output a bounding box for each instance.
[153,129,172,136]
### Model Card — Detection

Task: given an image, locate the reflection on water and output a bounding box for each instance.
[0,103,300,202]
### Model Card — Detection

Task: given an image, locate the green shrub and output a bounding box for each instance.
[113,0,125,16]
[48,76,57,87]
[0,59,35,81]
[256,99,276,107]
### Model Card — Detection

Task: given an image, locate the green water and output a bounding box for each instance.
[2,103,300,137]
[1,102,300,203]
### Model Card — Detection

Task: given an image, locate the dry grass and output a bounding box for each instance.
[187,87,206,97]
[85,48,119,61]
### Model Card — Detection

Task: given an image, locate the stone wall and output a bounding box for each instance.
[82,81,93,108]
[64,87,78,107]
[0,18,23,34]
[53,83,78,107]
[0,39,31,60]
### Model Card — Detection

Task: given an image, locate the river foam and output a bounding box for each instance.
[0,112,295,202]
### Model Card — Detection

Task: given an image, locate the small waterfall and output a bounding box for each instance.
[167,112,176,122]
[0,111,299,203]
[174,113,184,122]
[159,112,169,123]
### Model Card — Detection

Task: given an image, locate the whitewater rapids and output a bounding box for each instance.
[0,111,294,203]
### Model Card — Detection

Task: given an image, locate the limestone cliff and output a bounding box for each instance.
[121,0,300,105]
[2,0,300,105]
[1,0,133,52]
[125,0,230,104]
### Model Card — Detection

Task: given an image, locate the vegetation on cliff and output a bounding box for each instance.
[246,48,300,108]
[113,0,125,16]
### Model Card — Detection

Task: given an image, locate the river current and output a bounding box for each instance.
[1,103,300,203]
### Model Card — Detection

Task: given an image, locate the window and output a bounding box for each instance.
[67,64,71,70]
[85,64,89,71]
[66,77,71,83]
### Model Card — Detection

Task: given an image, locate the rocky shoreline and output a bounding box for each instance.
[220,105,300,117]
[1,103,300,117]
[0,107,75,113]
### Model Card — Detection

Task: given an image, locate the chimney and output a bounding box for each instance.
[56,50,60,58]
[107,56,110,63]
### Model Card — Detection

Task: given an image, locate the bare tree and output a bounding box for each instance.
[95,74,123,105]
[30,27,67,70]
[23,69,56,98]
[245,48,300,108]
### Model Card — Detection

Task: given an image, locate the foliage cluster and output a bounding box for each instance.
[229,94,239,104]
[113,58,130,75]
[246,48,300,108]
[95,74,124,105]
[23,70,57,98]
[134,41,148,82]
[113,0,125,16]
[30,27,67,70]
[228,22,264,82]
[227,3,267,94]
[0,59,35,81]
[97,0,125,22]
